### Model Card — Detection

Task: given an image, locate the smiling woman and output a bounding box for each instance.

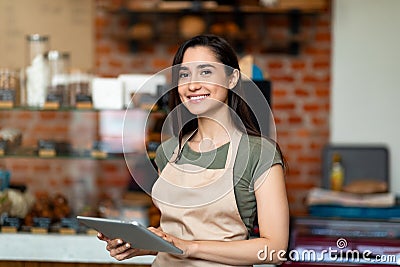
[98,34,289,266]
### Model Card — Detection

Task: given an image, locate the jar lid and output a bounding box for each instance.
[26,34,49,42]
[45,50,70,60]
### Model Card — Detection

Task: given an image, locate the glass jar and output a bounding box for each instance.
[25,34,50,108]
[45,50,70,108]
[69,69,93,109]
[0,68,20,108]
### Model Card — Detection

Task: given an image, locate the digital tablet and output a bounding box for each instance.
[77,216,183,255]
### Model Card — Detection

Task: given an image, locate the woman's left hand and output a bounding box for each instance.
[148,227,194,258]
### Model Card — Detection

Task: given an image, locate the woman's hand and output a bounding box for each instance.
[147,227,196,258]
[97,232,154,261]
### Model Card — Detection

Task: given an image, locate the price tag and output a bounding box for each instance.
[76,94,93,109]
[0,89,15,108]
[38,140,56,157]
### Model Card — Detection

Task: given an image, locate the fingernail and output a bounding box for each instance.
[97,233,101,237]
[118,239,123,244]
[125,243,130,248]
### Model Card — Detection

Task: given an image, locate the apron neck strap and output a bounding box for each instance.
[170,128,242,168]
[225,129,242,169]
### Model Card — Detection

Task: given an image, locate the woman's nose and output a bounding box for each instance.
[188,80,201,91]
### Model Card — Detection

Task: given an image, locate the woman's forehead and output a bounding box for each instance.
[182,46,219,63]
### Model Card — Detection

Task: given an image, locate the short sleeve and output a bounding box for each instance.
[154,137,178,172]
[251,137,283,189]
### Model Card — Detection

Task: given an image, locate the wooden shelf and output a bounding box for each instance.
[103,0,328,14]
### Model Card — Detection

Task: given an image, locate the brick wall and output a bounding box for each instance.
[94,1,332,215]
[1,1,331,216]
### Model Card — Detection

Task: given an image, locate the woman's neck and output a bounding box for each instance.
[190,109,236,148]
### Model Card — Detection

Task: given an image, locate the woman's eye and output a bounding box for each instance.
[200,70,212,76]
[179,72,190,79]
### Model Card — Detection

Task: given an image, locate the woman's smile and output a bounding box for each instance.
[187,93,210,103]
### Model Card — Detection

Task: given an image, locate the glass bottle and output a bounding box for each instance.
[330,153,344,191]
[25,34,50,108]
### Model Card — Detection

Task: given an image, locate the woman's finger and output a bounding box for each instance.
[97,232,109,241]
[109,242,132,257]
[106,239,125,251]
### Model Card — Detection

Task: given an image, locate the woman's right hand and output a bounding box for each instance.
[97,232,153,261]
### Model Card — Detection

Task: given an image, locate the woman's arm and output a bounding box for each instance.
[154,164,289,265]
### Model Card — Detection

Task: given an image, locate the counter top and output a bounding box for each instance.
[0,233,274,266]
[0,233,155,264]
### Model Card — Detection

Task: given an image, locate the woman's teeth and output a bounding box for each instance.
[189,94,209,100]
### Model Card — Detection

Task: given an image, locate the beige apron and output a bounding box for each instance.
[151,130,250,267]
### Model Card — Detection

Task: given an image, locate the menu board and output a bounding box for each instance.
[0,0,94,70]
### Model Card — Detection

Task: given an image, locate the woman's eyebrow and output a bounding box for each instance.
[178,66,189,71]
[197,64,216,69]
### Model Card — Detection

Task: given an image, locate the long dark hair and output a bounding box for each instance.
[169,34,285,168]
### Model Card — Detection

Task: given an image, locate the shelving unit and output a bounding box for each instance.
[0,107,163,218]
[100,0,329,54]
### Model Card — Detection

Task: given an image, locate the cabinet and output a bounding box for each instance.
[0,107,163,221]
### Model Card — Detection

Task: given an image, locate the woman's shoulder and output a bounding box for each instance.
[156,136,179,157]
[239,134,283,168]
[240,134,277,152]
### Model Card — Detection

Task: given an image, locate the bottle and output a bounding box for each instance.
[330,153,344,191]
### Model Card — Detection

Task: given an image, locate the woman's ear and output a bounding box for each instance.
[228,69,240,89]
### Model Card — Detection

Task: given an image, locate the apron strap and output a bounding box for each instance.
[169,129,198,162]
[224,129,242,169]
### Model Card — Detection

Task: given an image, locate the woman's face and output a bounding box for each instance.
[177,46,233,116]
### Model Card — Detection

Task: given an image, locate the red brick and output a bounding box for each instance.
[303,47,331,56]
[308,169,322,177]
[288,115,303,124]
[287,143,303,151]
[265,17,289,27]
[273,116,283,125]
[295,88,310,97]
[16,111,34,120]
[273,88,288,98]
[269,74,295,83]
[291,60,307,70]
[312,116,327,126]
[303,74,330,83]
[303,103,320,112]
[108,58,123,68]
[287,168,301,177]
[152,59,170,71]
[273,102,296,111]
[298,155,320,164]
[315,32,331,42]
[297,129,310,137]
[33,164,51,172]
[117,42,129,53]
[268,60,284,69]
[95,16,110,29]
[96,44,112,55]
[313,60,330,69]
[316,87,330,97]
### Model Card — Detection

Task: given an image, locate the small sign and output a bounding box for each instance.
[76,94,92,109]
[38,140,56,157]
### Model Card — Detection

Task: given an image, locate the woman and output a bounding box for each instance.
[98,35,289,266]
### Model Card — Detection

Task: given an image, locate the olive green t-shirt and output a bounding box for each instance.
[154,134,283,234]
